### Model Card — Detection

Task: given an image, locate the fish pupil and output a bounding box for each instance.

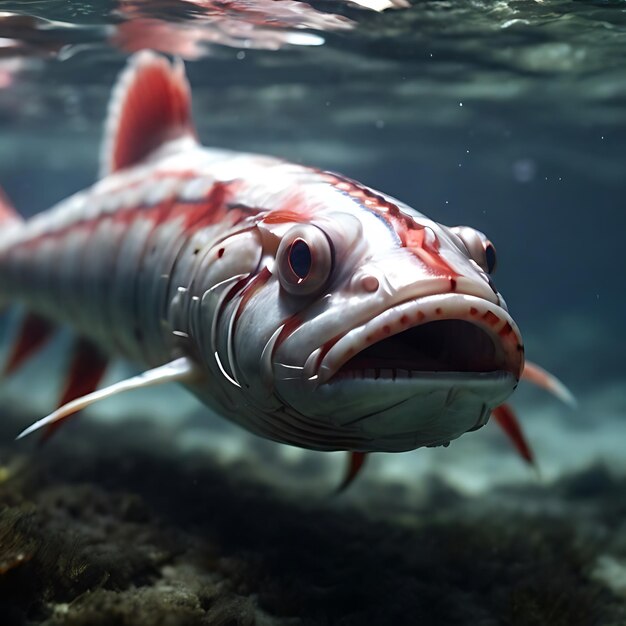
[289,239,312,280]
[485,243,497,274]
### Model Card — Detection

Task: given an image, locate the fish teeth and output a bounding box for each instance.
[332,368,418,381]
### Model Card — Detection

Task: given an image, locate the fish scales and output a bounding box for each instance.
[1,164,243,360]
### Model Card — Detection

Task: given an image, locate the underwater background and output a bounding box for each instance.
[0,0,625,624]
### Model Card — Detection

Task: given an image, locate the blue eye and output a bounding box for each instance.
[485,243,497,274]
[288,239,312,280]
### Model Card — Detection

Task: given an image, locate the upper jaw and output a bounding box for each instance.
[316,293,524,385]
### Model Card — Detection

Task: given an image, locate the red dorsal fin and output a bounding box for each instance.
[40,339,109,443]
[100,51,196,178]
[492,404,536,467]
[335,451,368,494]
[4,313,55,375]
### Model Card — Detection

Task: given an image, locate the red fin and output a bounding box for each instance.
[522,360,576,407]
[17,357,196,442]
[0,187,20,224]
[40,339,108,443]
[336,451,368,493]
[100,51,196,178]
[4,313,55,375]
[492,404,535,467]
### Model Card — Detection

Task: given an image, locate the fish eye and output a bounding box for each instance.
[277,225,332,295]
[288,239,312,280]
[484,241,497,274]
[450,226,497,275]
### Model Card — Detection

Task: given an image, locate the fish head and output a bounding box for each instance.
[209,182,523,452]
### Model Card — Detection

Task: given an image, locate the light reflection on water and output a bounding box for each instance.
[0,0,401,62]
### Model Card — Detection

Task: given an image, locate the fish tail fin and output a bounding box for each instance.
[0,186,21,226]
[0,186,23,247]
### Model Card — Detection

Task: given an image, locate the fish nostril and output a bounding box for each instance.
[361,275,379,293]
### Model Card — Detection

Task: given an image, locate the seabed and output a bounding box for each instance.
[1,410,625,626]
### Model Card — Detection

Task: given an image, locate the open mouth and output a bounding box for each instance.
[318,294,524,384]
[333,320,505,380]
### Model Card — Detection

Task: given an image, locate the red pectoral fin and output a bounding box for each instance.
[4,313,55,375]
[17,357,198,442]
[40,339,109,443]
[335,451,368,494]
[492,404,535,467]
[522,360,576,407]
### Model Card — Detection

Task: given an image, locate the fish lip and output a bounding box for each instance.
[317,293,524,384]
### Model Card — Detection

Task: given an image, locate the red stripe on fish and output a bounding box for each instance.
[262,209,310,224]
[234,267,272,323]
[11,181,238,255]
[179,181,232,231]
[316,333,345,371]
[222,274,256,310]
[273,313,304,353]
[324,172,457,278]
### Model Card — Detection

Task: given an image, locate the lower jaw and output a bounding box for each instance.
[299,370,518,452]
[326,368,516,387]
[330,367,506,382]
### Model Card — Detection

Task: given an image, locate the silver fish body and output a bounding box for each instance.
[0,52,526,454]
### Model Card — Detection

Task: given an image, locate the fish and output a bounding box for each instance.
[0,51,573,488]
